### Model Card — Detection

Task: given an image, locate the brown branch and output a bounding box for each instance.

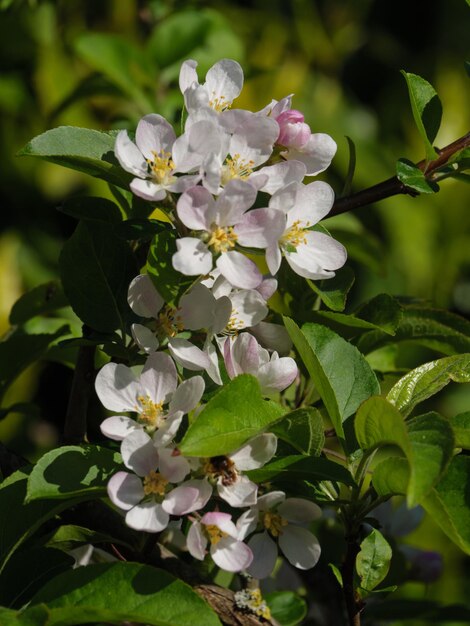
[341,535,363,626]
[63,338,96,444]
[330,131,470,217]
[195,585,277,626]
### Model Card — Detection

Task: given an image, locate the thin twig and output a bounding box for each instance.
[330,132,470,217]
[341,534,363,626]
[63,335,96,444]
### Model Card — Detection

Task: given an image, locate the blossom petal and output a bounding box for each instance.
[187,522,207,560]
[130,178,166,202]
[205,341,223,385]
[236,508,259,540]
[257,357,298,394]
[283,132,337,176]
[216,251,262,289]
[173,238,213,276]
[158,447,190,483]
[95,362,139,412]
[128,274,164,318]
[176,186,215,231]
[163,478,212,515]
[201,512,238,537]
[278,498,322,523]
[152,411,184,448]
[121,429,158,476]
[169,375,205,414]
[100,415,139,441]
[168,339,210,372]
[235,208,285,248]
[285,181,335,228]
[214,179,257,226]
[247,531,278,579]
[254,160,307,195]
[231,433,277,471]
[131,323,159,353]
[227,332,259,377]
[135,114,175,160]
[115,130,147,177]
[229,289,268,328]
[217,474,258,508]
[211,537,253,572]
[179,59,199,94]
[140,352,178,405]
[256,490,286,511]
[125,501,169,532]
[173,120,225,173]
[107,471,144,510]
[230,115,278,167]
[179,283,217,330]
[265,244,282,275]
[278,525,321,570]
[285,232,347,279]
[257,277,278,301]
[205,59,243,106]
[211,296,232,334]
[250,321,293,355]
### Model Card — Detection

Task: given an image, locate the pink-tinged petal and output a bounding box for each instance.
[100,415,139,441]
[247,531,278,579]
[125,501,169,533]
[184,84,211,115]
[217,475,258,508]
[131,323,159,353]
[265,245,282,276]
[173,238,213,276]
[136,114,175,160]
[211,537,253,572]
[219,108,253,133]
[95,362,139,412]
[283,133,337,176]
[235,208,286,248]
[201,153,223,195]
[205,341,223,385]
[277,112,311,149]
[229,289,268,328]
[205,59,244,106]
[269,181,299,213]
[179,59,199,94]
[121,429,158,476]
[179,283,217,330]
[246,172,269,191]
[130,178,166,202]
[176,186,215,231]
[169,375,205,414]
[128,274,164,318]
[173,120,225,173]
[303,231,347,271]
[212,296,232,334]
[257,357,298,394]
[214,179,257,226]
[158,447,190,483]
[201,512,238,537]
[223,336,237,379]
[167,174,202,193]
[163,478,212,515]
[230,115,278,167]
[278,498,322,523]
[152,411,183,448]
[141,352,177,405]
[107,471,144,510]
[250,322,293,355]
[187,522,207,560]
[285,181,335,228]
[231,433,277,471]
[115,130,147,177]
[236,508,259,540]
[168,339,210,372]
[270,94,293,118]
[278,526,321,570]
[257,277,278,301]
[229,333,260,376]
[256,491,286,511]
[216,251,262,289]
[255,161,307,195]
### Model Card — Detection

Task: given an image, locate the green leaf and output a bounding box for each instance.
[147,230,190,306]
[0,326,69,402]
[355,305,470,356]
[372,457,409,497]
[0,469,84,573]
[387,353,470,417]
[284,318,379,439]
[9,281,69,325]
[59,196,123,223]
[74,34,154,113]
[401,71,442,161]
[115,219,164,240]
[247,455,356,487]
[60,221,137,333]
[18,127,130,187]
[272,407,324,456]
[45,524,130,553]
[421,455,470,554]
[396,158,438,193]
[28,562,220,626]
[450,411,470,449]
[179,375,285,457]
[340,136,356,197]
[356,529,392,592]
[355,396,410,455]
[265,591,307,626]
[307,266,355,312]
[26,445,122,502]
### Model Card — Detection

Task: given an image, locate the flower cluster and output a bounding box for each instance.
[95,58,343,577]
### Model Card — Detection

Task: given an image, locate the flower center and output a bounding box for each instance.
[224,308,244,335]
[207,225,238,254]
[137,395,165,430]
[147,150,175,185]
[262,511,288,537]
[280,219,309,250]
[158,306,183,338]
[204,456,238,486]
[205,524,229,545]
[221,154,254,185]
[143,471,169,496]
[209,92,230,112]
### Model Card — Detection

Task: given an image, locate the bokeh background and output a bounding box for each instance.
[0,1,469,624]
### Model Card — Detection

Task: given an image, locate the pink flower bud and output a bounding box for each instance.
[276,110,311,149]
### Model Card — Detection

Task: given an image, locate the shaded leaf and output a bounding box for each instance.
[147,230,191,306]
[396,158,438,193]
[307,266,355,312]
[356,529,392,591]
[59,196,123,223]
[9,282,69,325]
[450,411,470,449]
[247,455,355,487]
[272,407,324,456]
[265,591,307,626]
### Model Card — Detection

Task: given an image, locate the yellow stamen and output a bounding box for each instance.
[262,510,288,537]
[221,153,254,185]
[224,308,244,335]
[207,225,238,254]
[205,524,229,545]
[209,92,230,112]
[137,395,165,429]
[146,150,175,185]
[281,219,309,249]
[143,471,168,496]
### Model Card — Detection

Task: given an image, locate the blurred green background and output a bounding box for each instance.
[0,0,468,623]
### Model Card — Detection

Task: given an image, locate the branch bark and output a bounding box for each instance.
[341,535,363,626]
[330,132,470,217]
